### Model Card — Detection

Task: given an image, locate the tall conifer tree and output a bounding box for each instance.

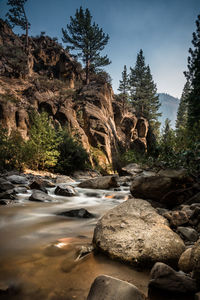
[118,65,129,112]
[176,81,190,131]
[62,7,111,84]
[129,49,161,134]
[6,0,30,48]
[184,15,200,131]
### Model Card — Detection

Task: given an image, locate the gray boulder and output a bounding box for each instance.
[6,175,28,184]
[93,199,185,268]
[149,262,197,293]
[87,275,146,300]
[29,190,53,202]
[55,185,76,197]
[0,179,14,192]
[78,176,119,189]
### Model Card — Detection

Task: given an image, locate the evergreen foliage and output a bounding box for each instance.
[6,0,30,48]
[184,14,200,133]
[129,50,161,134]
[176,81,190,131]
[62,6,111,84]
[118,65,129,112]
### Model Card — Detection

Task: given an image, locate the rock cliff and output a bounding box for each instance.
[0,19,149,170]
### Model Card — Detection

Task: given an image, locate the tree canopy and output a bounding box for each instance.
[62,6,111,84]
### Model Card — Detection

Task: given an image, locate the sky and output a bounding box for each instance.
[0,0,199,98]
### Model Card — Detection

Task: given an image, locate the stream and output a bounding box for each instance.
[0,178,195,300]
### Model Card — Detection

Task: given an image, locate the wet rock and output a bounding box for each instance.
[29,179,47,193]
[29,190,53,202]
[13,187,27,194]
[190,207,200,226]
[0,199,8,205]
[75,245,93,261]
[87,275,146,300]
[130,175,172,201]
[163,211,189,228]
[178,248,193,273]
[58,208,94,218]
[93,199,185,268]
[177,227,199,242]
[0,189,16,200]
[78,176,119,189]
[55,185,77,197]
[0,179,14,192]
[149,262,197,293]
[6,175,28,185]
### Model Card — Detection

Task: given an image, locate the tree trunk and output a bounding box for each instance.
[26,21,29,49]
[86,58,90,85]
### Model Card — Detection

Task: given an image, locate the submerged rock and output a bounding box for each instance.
[149,262,197,293]
[29,190,53,202]
[58,208,94,218]
[93,199,185,268]
[87,275,146,300]
[78,175,119,189]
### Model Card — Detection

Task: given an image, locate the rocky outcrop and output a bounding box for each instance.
[0,19,149,170]
[93,198,185,268]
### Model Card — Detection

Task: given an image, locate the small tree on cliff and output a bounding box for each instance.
[62,7,111,84]
[118,65,129,112]
[184,14,200,134]
[6,0,30,48]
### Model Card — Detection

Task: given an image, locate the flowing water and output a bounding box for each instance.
[0,180,195,300]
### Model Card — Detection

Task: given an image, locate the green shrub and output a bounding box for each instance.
[55,129,90,174]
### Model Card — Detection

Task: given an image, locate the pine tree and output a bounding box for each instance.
[184,14,200,131]
[118,65,129,112]
[176,81,190,131]
[6,0,30,48]
[62,7,111,84]
[129,49,161,134]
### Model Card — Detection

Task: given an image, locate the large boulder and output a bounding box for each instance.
[149,262,197,293]
[78,176,119,189]
[0,178,14,192]
[190,239,200,287]
[87,275,146,300]
[130,175,172,202]
[93,199,185,268]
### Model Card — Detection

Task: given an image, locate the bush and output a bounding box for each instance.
[55,129,90,174]
[0,127,25,171]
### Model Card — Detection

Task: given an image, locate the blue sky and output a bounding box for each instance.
[0,0,199,98]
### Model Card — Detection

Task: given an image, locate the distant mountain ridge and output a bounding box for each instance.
[158,93,180,129]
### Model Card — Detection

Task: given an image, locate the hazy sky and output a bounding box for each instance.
[0,0,199,98]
